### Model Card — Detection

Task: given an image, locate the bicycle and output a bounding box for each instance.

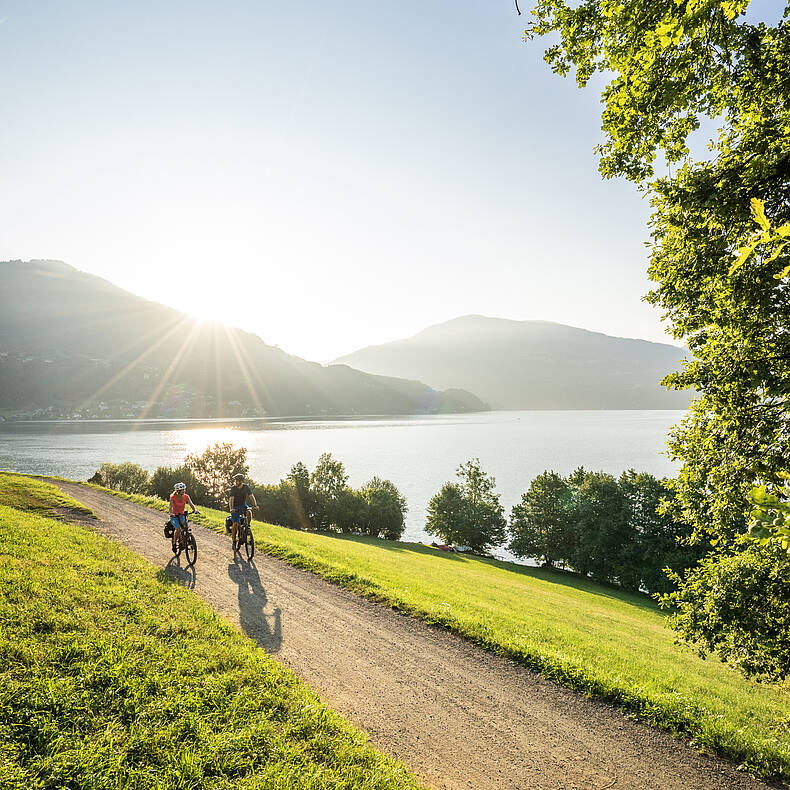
[235,506,255,561]
[170,513,199,566]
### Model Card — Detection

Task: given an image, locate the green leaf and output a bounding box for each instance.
[751,198,770,232]
[730,240,758,274]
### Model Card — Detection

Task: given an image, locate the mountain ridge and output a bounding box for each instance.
[0,260,486,419]
[334,314,691,410]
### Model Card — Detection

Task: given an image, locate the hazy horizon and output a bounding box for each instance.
[0,1,779,360]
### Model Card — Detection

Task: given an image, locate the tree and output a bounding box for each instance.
[426,459,506,553]
[149,465,209,506]
[281,461,315,530]
[426,483,467,546]
[360,476,408,540]
[333,488,369,534]
[569,470,632,585]
[665,541,790,682]
[184,442,248,508]
[95,462,150,494]
[618,470,703,595]
[526,1,790,677]
[747,474,790,554]
[509,471,574,567]
[310,453,349,530]
[255,482,292,527]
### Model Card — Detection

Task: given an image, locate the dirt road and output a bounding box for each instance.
[54,482,774,790]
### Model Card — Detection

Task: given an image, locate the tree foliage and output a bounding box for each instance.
[360,476,408,540]
[509,468,700,593]
[426,459,506,553]
[184,442,248,508]
[95,462,150,494]
[526,0,790,678]
[664,541,790,682]
[748,474,790,553]
[282,461,316,530]
[310,453,349,530]
[256,458,407,539]
[149,465,210,505]
[509,471,574,567]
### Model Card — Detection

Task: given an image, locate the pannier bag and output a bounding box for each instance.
[164,520,175,539]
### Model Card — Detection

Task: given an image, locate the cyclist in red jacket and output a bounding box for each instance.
[169,482,198,553]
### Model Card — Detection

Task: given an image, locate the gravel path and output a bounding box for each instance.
[54,481,775,790]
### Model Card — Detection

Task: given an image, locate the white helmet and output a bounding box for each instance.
[174,482,186,491]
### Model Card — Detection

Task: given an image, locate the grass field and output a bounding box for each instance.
[89,487,790,782]
[0,478,424,789]
[0,472,94,518]
[33,479,790,781]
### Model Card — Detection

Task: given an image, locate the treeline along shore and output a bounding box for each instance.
[91,442,702,597]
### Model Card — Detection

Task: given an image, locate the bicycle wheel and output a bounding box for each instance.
[244,527,255,561]
[185,533,197,566]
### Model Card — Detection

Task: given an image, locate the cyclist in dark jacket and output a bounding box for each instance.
[228,473,257,551]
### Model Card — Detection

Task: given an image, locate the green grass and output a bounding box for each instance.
[87,486,790,782]
[0,483,424,789]
[0,472,94,518]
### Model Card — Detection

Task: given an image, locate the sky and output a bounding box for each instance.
[0,1,783,361]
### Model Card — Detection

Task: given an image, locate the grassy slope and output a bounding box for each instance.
[89,487,790,782]
[247,527,790,781]
[0,482,423,789]
[0,472,94,518]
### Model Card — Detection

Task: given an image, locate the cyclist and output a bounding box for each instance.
[228,473,257,551]
[169,482,198,553]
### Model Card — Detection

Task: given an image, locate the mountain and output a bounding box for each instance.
[0,261,486,419]
[333,315,691,410]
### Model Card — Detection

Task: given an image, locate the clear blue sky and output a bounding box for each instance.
[0,1,779,360]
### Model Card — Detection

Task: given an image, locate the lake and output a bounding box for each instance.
[0,410,684,558]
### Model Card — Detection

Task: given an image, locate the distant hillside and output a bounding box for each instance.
[0,261,486,419]
[334,315,691,410]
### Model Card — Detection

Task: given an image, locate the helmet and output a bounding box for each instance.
[174,482,186,491]
[233,473,245,482]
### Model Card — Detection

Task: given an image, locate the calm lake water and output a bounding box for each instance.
[0,410,684,557]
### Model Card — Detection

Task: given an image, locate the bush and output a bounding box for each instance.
[94,462,150,494]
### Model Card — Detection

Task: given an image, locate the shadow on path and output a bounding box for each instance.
[228,555,282,653]
[159,555,196,590]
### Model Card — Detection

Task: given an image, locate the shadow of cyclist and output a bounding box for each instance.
[227,555,282,653]
[160,556,196,590]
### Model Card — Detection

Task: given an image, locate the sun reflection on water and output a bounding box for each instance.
[167,427,245,456]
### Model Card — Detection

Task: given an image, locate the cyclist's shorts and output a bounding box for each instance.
[230,506,249,524]
[170,513,187,530]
